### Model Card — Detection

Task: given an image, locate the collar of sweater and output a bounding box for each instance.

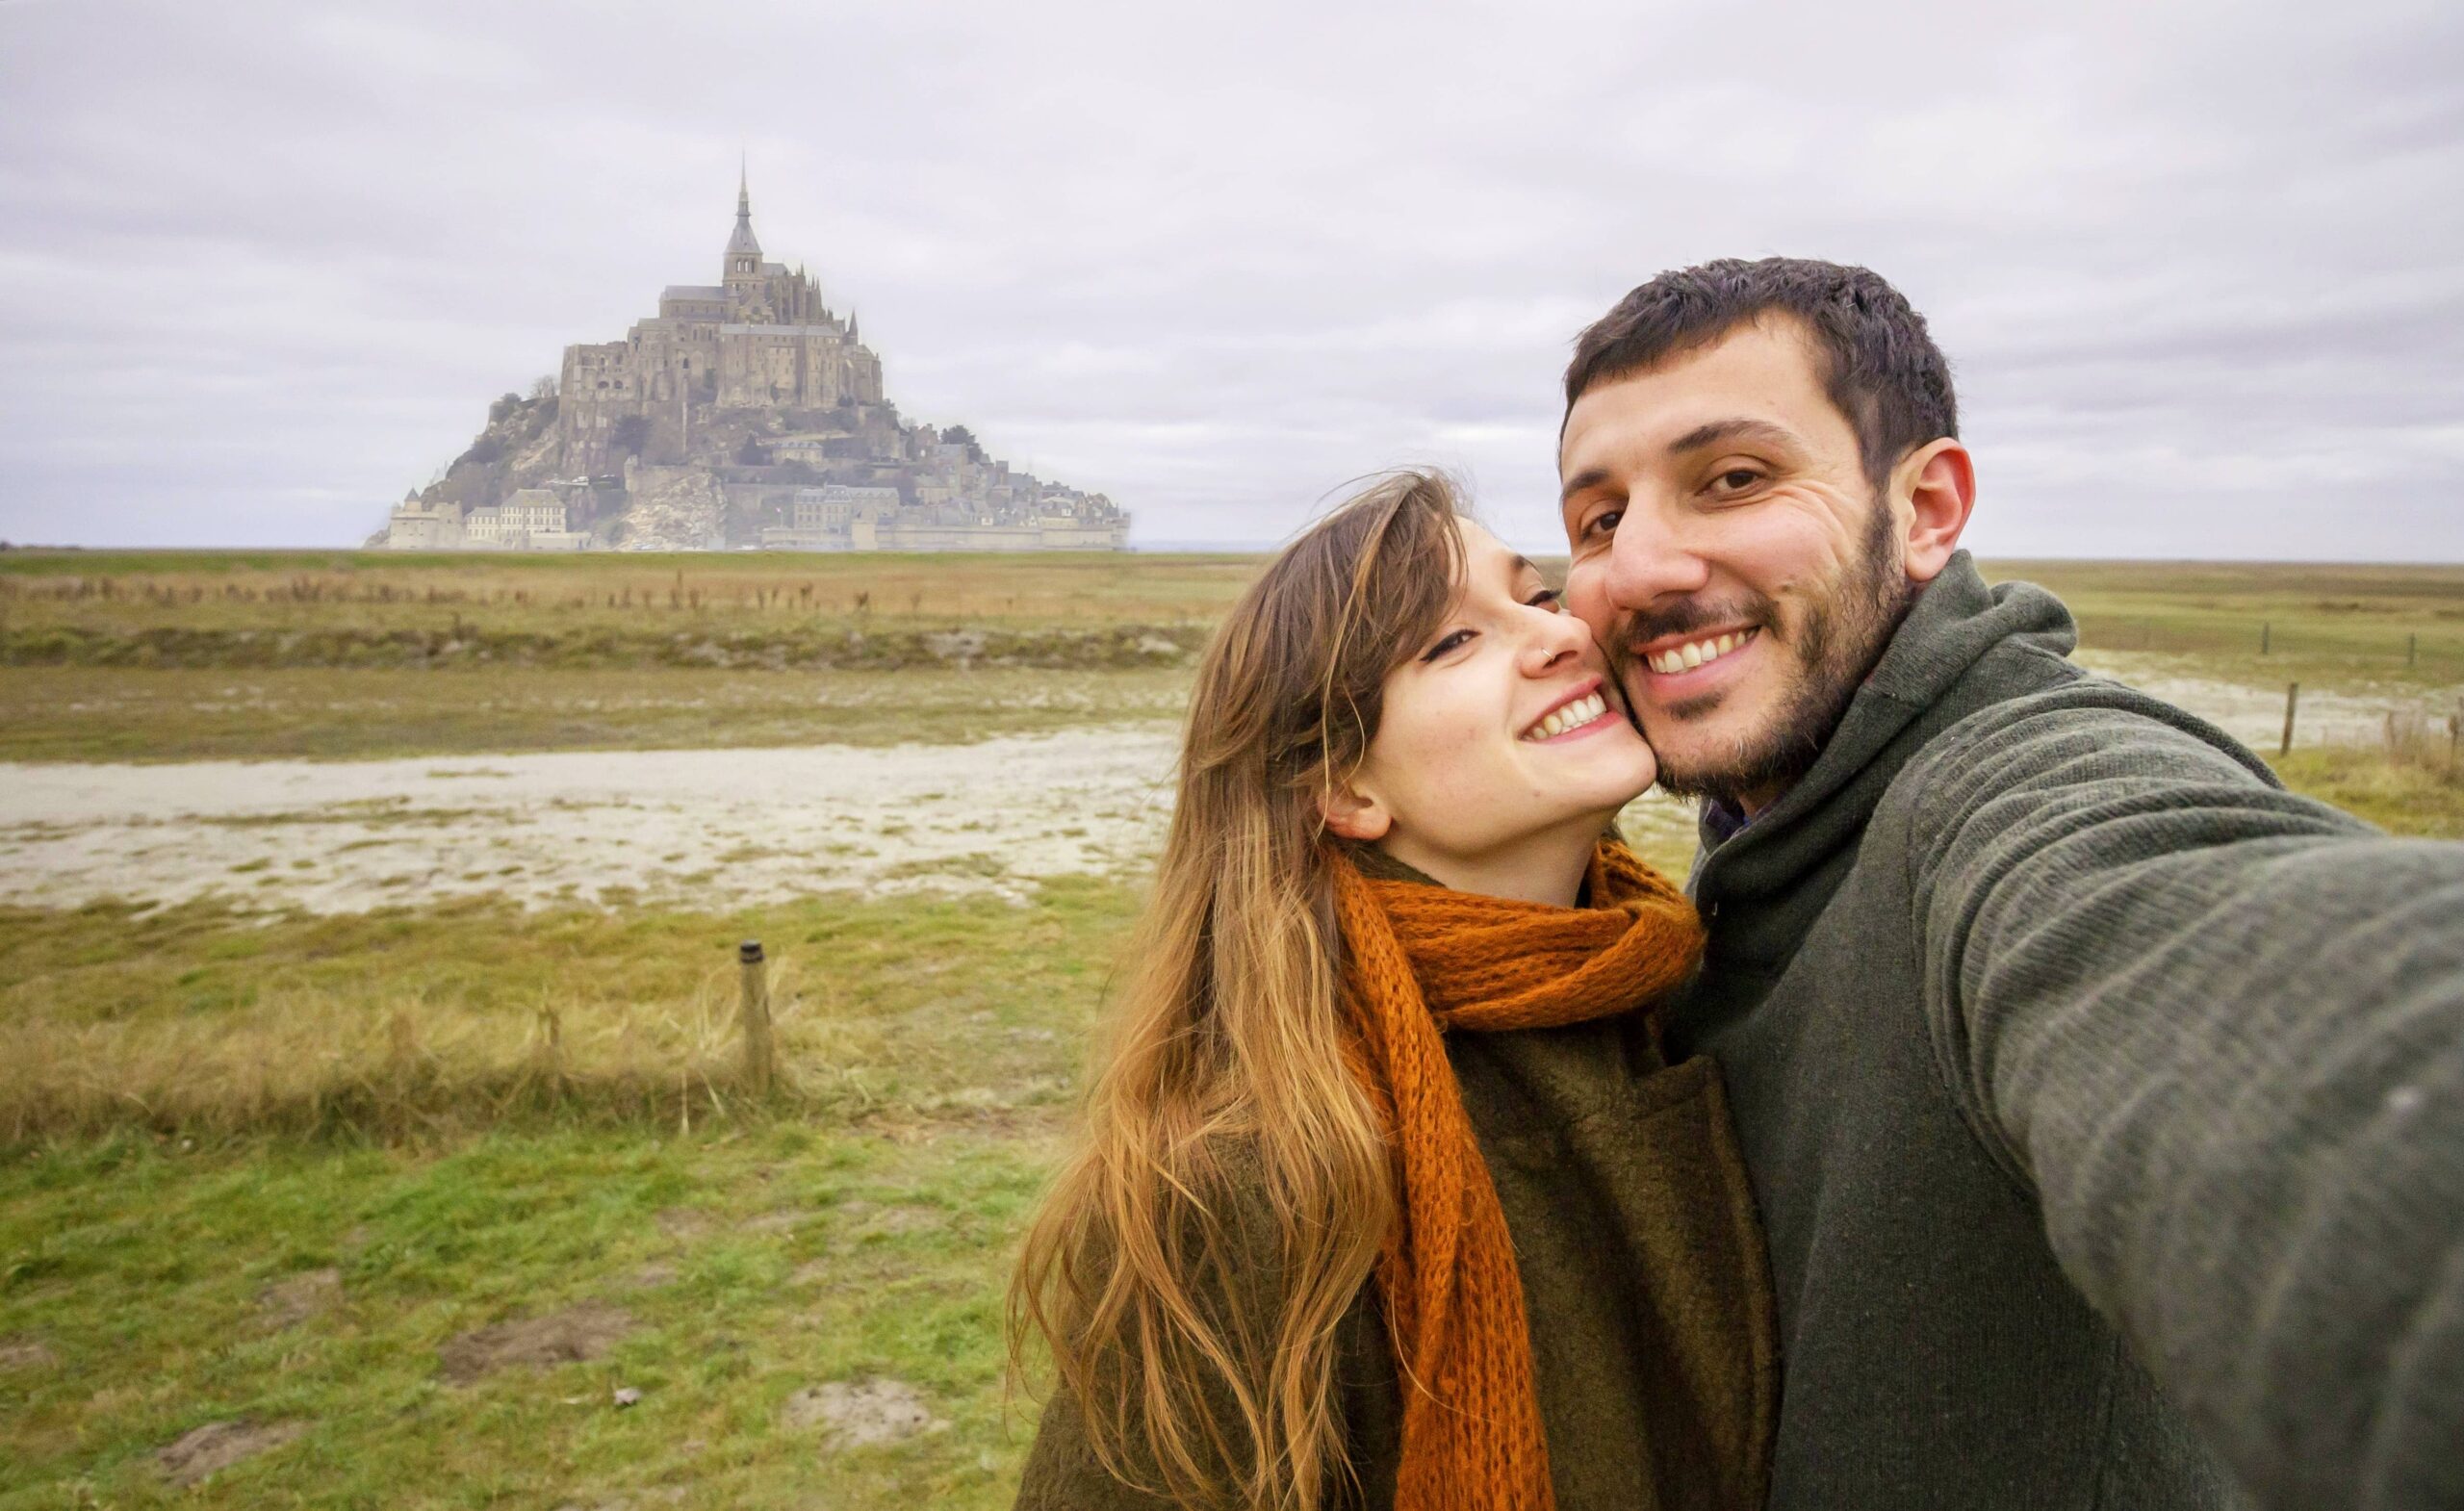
[1687,551,2079,912]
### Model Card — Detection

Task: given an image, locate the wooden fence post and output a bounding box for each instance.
[2407,632,2418,668]
[738,940,775,1097]
[2279,682,2299,757]
[2261,621,2272,656]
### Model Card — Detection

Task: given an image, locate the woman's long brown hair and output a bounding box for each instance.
[1010,471,1472,1510]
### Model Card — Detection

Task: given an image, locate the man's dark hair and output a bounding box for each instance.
[1564,257,1958,488]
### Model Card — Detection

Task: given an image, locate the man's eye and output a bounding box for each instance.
[1582,507,1623,540]
[1420,628,1475,662]
[1712,468,1761,494]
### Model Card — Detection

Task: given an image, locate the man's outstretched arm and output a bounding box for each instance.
[1894,688,2464,1511]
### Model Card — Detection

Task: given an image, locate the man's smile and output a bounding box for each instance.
[1634,627,1759,676]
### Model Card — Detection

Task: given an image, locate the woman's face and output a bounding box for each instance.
[1334,521,1658,874]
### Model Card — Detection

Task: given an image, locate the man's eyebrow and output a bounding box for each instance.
[1669,418,1799,455]
[1557,467,1611,507]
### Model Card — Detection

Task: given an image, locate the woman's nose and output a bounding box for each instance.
[1521,602,1590,673]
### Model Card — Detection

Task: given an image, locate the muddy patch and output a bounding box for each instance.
[622,1262,680,1292]
[258,1267,343,1329]
[437,1302,636,1384]
[782,1377,948,1449]
[155,1419,310,1486]
[654,1208,718,1242]
[0,1337,58,1371]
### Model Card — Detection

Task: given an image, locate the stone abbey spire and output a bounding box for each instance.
[724,159,762,281]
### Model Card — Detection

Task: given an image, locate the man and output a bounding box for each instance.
[1557,259,2462,1511]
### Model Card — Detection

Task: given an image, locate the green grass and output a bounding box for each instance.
[0,1122,1056,1509]
[0,665,1194,762]
[0,877,1149,1505]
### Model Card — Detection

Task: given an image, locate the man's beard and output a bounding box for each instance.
[1611,499,1912,808]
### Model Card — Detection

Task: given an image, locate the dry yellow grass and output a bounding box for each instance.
[0,881,1134,1144]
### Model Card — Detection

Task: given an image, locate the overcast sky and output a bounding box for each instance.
[2,0,2458,558]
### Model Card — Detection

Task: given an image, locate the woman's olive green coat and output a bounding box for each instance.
[1014,858,1777,1511]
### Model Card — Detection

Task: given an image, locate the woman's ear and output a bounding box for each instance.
[1320,781,1392,842]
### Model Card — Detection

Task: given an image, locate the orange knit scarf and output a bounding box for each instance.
[1330,839,1706,1511]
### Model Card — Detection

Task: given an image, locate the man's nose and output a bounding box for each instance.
[1604,512,1712,609]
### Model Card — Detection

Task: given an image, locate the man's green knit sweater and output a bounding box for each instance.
[1674,551,2464,1510]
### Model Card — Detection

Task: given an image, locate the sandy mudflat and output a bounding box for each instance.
[3,664,2436,917]
[0,728,1188,913]
[2073,653,2461,750]
[0,723,1701,915]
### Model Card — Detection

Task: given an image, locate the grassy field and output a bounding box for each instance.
[5,551,2459,668]
[1,883,1138,1508]
[1990,558,2464,679]
[3,550,2461,1506]
[0,550,1257,643]
[0,665,1194,762]
[1,1122,1059,1510]
[3,551,2460,763]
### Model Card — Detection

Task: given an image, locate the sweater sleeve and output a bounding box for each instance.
[1891,688,2464,1511]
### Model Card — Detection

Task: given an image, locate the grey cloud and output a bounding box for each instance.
[1,0,2458,558]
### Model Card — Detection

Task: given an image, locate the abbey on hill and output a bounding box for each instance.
[379,170,1129,552]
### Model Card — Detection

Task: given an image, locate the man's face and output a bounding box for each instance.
[1558,318,1912,811]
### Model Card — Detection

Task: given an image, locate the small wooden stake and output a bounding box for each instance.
[2280,682,2299,757]
[738,940,775,1097]
[2261,621,2272,656]
[2407,632,2417,668]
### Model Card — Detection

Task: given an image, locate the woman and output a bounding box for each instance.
[1010,472,1775,1511]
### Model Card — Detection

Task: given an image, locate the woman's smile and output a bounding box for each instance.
[1519,678,1620,743]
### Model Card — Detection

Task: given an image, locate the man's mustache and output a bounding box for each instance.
[1614,595,1779,652]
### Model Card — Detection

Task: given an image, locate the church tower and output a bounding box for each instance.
[723,162,764,294]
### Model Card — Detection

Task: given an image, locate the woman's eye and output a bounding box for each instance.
[1527,589,1562,611]
[1421,628,1475,662]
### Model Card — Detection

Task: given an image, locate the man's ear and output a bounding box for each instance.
[1894,439,1975,584]
[1319,781,1392,843]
